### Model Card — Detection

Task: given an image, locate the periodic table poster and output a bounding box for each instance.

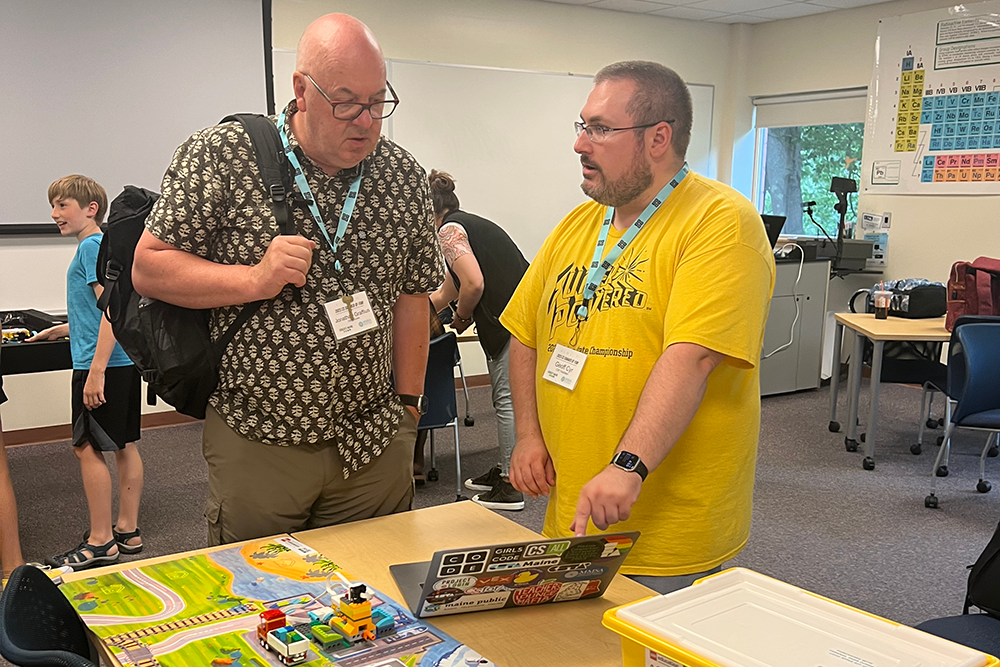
[864,1,1000,194]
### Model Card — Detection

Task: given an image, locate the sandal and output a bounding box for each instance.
[83,526,143,555]
[114,527,143,555]
[46,538,119,571]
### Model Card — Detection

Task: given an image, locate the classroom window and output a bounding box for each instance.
[753,122,865,238]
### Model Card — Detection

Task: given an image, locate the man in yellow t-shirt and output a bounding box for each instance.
[500,61,775,594]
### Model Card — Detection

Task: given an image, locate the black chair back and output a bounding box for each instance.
[0,564,100,667]
[419,332,460,430]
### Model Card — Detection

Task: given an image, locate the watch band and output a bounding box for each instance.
[399,394,427,415]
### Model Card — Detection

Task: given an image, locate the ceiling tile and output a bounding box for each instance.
[649,5,729,19]
[588,0,668,11]
[540,0,600,4]
[717,13,771,22]
[809,0,890,8]
[689,0,790,13]
[747,2,831,18]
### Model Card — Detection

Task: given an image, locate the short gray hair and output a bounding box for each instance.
[594,61,693,158]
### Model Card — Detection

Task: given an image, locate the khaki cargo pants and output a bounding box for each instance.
[202,407,417,546]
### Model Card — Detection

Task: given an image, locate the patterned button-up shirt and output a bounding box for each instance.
[146,101,444,476]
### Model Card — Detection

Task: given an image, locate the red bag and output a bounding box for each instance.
[946,257,1000,331]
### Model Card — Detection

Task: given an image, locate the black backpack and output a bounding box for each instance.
[965,517,1000,617]
[96,114,296,419]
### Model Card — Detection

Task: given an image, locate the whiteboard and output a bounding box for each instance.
[0,0,266,224]
[272,52,714,259]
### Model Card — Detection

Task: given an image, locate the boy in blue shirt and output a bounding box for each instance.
[30,175,145,570]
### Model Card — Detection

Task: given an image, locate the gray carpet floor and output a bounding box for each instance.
[4,379,999,640]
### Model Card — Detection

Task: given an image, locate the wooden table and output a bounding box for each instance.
[828,313,950,469]
[294,502,653,667]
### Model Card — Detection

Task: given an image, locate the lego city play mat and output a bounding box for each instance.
[59,536,493,667]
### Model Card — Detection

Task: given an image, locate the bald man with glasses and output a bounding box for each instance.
[133,14,443,545]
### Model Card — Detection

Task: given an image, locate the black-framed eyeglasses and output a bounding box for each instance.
[304,73,400,121]
[574,120,673,143]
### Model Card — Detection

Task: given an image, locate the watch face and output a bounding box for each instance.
[615,451,640,470]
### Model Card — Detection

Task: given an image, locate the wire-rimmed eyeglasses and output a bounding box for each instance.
[304,73,400,121]
[574,120,674,143]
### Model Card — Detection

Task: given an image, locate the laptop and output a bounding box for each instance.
[389,532,640,618]
[761,214,786,249]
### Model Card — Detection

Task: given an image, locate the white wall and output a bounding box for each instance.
[273,0,736,178]
[747,0,1000,287]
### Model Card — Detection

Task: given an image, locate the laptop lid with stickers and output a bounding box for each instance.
[389,532,639,618]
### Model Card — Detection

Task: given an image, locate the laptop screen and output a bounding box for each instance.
[761,214,786,249]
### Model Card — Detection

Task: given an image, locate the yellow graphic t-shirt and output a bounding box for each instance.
[500,173,776,576]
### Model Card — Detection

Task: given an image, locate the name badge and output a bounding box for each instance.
[324,291,379,341]
[543,344,587,390]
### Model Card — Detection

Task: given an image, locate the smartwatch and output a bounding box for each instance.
[400,394,428,415]
[611,451,648,482]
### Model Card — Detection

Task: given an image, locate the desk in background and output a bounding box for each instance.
[828,313,949,470]
[0,309,70,375]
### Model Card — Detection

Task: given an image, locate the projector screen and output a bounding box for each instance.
[0,0,269,227]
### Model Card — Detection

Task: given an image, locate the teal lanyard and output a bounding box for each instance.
[277,111,362,272]
[576,163,690,321]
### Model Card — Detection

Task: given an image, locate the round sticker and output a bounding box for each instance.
[512,582,561,606]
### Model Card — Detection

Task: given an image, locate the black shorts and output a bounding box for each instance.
[72,365,141,451]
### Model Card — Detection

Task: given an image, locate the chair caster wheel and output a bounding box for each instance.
[910,444,922,455]
[989,446,999,458]
[978,480,992,493]
[937,418,946,427]
[464,416,475,427]
[862,457,875,470]
[845,438,859,452]
[936,465,949,477]
[937,436,945,446]
[926,418,940,429]
[925,494,939,509]
[427,469,439,482]
[860,433,866,443]
[829,421,840,433]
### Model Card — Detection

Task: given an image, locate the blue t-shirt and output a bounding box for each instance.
[66,233,132,370]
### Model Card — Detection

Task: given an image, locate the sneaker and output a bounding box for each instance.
[465,465,502,492]
[473,478,525,511]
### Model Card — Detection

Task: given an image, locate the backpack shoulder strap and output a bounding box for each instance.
[220,114,295,236]
[213,114,299,357]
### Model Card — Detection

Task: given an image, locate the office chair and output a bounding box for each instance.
[925,318,1000,509]
[914,517,1000,654]
[435,306,475,427]
[420,332,467,501]
[0,564,101,667]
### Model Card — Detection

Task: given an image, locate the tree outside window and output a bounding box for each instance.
[758,122,864,237]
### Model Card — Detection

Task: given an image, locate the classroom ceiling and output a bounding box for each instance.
[539,0,894,23]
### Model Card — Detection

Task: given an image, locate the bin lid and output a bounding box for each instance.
[615,568,989,667]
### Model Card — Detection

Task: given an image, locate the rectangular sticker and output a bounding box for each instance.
[421,591,511,617]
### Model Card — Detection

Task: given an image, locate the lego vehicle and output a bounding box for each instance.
[257,609,309,665]
[326,582,397,647]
